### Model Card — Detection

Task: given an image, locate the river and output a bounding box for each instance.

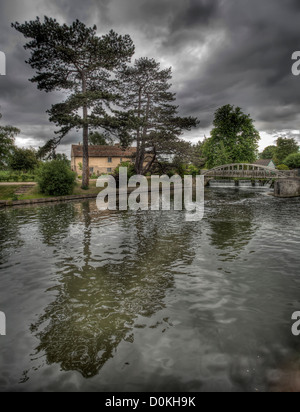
[0,188,300,392]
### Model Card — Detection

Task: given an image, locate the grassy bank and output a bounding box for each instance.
[0,181,101,202]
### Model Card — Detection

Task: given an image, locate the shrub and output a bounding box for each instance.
[283,153,300,169]
[277,164,290,171]
[37,160,77,196]
[9,147,39,172]
[186,164,200,177]
[112,161,136,187]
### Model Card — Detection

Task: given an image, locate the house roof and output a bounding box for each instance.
[254,159,274,167]
[72,145,136,158]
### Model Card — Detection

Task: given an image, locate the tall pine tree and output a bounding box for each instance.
[13,17,135,188]
[117,58,199,174]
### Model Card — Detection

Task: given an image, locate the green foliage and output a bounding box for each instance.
[192,140,206,168]
[186,164,200,177]
[274,138,299,165]
[283,152,300,169]
[113,161,135,179]
[89,131,111,146]
[0,113,20,168]
[53,153,71,166]
[9,147,39,172]
[117,57,199,174]
[260,145,277,160]
[277,164,290,171]
[13,17,135,187]
[37,160,77,196]
[204,105,260,168]
[0,171,36,182]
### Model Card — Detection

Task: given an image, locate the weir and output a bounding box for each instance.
[209,180,236,188]
[208,179,272,189]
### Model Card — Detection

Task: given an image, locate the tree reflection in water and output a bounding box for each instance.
[207,193,258,261]
[30,201,195,378]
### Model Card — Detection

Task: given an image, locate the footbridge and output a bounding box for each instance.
[202,163,289,179]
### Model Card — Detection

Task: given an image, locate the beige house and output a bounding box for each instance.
[71,144,137,175]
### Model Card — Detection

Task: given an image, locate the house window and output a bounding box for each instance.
[108,157,112,163]
[107,168,112,173]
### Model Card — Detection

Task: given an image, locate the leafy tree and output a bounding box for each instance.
[277,164,290,171]
[9,147,39,172]
[113,161,136,186]
[116,58,199,174]
[89,131,111,146]
[0,113,20,169]
[13,17,135,188]
[260,145,277,160]
[53,153,71,167]
[274,137,299,165]
[203,105,260,168]
[37,160,77,196]
[283,152,300,169]
[192,140,206,168]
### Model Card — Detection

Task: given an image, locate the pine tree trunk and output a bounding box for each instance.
[82,74,89,189]
[137,95,150,175]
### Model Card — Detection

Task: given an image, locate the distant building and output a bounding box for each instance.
[254,159,276,169]
[71,144,152,175]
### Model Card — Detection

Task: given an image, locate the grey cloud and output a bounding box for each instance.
[1,0,300,154]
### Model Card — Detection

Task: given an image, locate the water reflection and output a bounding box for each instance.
[29,203,195,378]
[206,190,259,260]
[37,203,77,246]
[0,191,299,391]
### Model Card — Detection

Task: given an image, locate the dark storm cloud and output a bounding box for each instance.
[0,0,300,154]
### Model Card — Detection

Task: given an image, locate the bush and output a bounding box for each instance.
[112,161,136,187]
[9,147,39,172]
[186,164,200,177]
[283,153,300,169]
[37,160,77,196]
[113,161,135,178]
[277,164,290,171]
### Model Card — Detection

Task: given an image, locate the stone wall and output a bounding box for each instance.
[274,178,300,198]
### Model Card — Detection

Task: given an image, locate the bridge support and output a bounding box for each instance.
[274,178,300,198]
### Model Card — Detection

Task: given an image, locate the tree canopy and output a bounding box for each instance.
[274,137,299,165]
[9,147,39,172]
[116,58,199,174]
[13,17,135,187]
[89,131,111,146]
[283,152,300,169]
[0,113,20,169]
[260,145,277,160]
[203,105,260,169]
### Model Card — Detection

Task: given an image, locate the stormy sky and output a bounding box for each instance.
[1,0,300,156]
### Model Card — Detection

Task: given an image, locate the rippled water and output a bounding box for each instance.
[0,188,300,392]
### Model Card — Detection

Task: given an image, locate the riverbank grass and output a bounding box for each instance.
[0,181,101,202]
